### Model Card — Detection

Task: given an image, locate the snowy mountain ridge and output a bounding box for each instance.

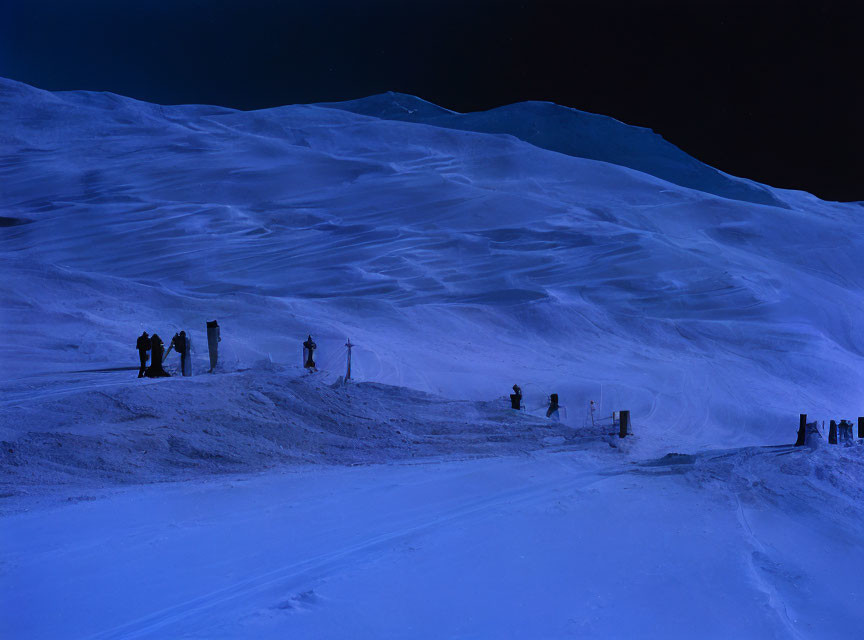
[318,91,789,208]
[1,76,863,450]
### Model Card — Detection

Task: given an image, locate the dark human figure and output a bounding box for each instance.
[136,331,151,378]
[172,331,188,376]
[546,393,560,420]
[303,335,317,370]
[510,384,522,410]
[207,321,220,373]
[144,333,170,378]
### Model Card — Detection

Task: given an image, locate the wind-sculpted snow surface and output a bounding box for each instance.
[1,76,863,447]
[319,92,788,208]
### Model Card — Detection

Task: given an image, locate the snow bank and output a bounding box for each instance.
[0,369,607,510]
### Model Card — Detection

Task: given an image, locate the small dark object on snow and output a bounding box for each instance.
[136,331,151,378]
[619,410,631,438]
[345,338,354,380]
[829,420,838,444]
[546,393,559,420]
[795,413,807,446]
[207,321,220,373]
[303,335,317,370]
[144,334,170,378]
[859,417,864,439]
[510,384,522,410]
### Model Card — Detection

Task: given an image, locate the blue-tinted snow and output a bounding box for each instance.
[1,76,863,639]
[2,76,862,447]
[319,91,789,208]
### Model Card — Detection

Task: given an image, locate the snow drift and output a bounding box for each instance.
[0,369,601,511]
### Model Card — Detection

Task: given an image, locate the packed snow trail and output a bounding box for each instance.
[3,446,862,639]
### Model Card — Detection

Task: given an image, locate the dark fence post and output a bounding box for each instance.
[795,414,807,446]
[859,417,864,439]
[206,320,220,374]
[829,420,838,444]
[619,410,630,438]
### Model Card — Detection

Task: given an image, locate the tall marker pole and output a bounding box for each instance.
[345,338,354,381]
[795,414,807,446]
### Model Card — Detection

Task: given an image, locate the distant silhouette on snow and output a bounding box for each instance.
[136,331,151,378]
[144,333,170,378]
[303,335,317,371]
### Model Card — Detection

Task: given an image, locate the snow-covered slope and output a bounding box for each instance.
[1,76,863,450]
[2,76,864,640]
[318,92,788,208]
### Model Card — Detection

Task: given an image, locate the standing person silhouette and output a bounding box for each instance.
[303,335,317,371]
[136,331,151,378]
[546,393,560,420]
[145,334,170,377]
[171,331,189,376]
[510,384,523,410]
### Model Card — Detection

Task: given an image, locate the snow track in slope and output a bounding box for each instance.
[90,464,622,640]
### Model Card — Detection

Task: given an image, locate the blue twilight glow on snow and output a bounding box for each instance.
[2,77,862,447]
[2,76,864,638]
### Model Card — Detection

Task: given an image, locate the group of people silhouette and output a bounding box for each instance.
[133,328,570,424]
[135,323,314,379]
[136,331,189,378]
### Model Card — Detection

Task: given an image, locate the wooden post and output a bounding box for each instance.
[829,420,838,444]
[795,414,807,446]
[619,410,630,438]
[858,417,864,439]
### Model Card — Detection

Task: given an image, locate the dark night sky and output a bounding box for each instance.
[1,0,861,201]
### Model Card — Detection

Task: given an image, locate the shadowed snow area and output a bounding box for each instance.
[2,76,863,448]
